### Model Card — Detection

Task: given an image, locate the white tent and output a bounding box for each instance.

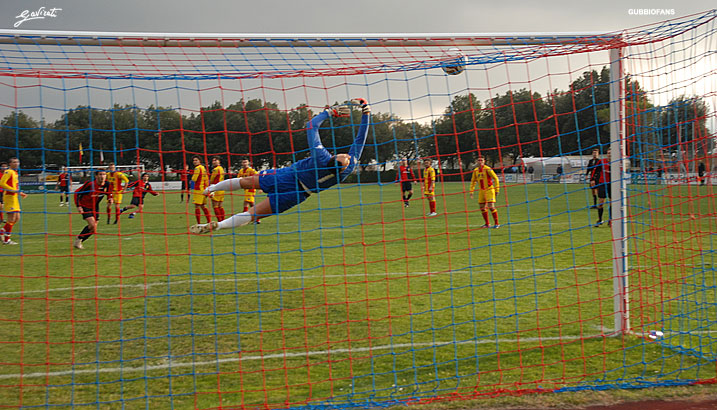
[519,156,587,179]
[519,156,572,167]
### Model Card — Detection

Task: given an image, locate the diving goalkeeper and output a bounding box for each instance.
[190,98,371,234]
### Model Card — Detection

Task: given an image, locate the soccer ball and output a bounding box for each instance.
[442,48,467,75]
[648,330,664,339]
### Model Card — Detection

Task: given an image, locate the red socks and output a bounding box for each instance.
[214,207,225,222]
[2,222,13,242]
[202,207,212,223]
[429,201,436,214]
[195,207,212,223]
[482,211,490,225]
[492,210,499,225]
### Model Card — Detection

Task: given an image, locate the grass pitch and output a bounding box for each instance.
[1,181,714,409]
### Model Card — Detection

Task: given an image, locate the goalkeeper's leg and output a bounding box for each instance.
[205,176,260,196]
[190,198,270,234]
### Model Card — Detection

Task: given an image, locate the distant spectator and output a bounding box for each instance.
[698,162,706,186]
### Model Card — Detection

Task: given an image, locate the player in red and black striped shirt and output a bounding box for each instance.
[175,164,190,203]
[56,166,71,207]
[592,149,611,227]
[73,170,108,249]
[395,158,415,207]
[585,149,600,209]
[120,173,158,218]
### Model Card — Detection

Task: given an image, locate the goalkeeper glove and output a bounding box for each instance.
[327,104,351,117]
[352,98,370,114]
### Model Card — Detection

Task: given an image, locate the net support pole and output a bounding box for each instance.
[609,46,630,334]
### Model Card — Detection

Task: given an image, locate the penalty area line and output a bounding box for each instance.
[0,333,603,380]
[0,265,613,297]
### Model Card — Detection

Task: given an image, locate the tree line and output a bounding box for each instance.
[0,67,709,172]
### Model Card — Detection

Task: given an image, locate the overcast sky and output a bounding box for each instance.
[0,1,713,133]
[0,0,713,34]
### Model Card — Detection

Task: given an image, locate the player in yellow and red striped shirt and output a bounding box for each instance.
[236,159,258,213]
[191,155,212,224]
[0,161,7,224]
[0,157,28,245]
[469,157,500,228]
[209,156,226,222]
[106,163,129,224]
[422,158,437,216]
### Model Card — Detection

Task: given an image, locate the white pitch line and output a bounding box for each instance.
[0,266,613,297]
[0,333,603,380]
[8,219,595,246]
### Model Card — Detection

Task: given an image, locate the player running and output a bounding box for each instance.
[396,158,415,207]
[120,173,158,218]
[423,158,437,216]
[57,166,72,206]
[209,156,226,222]
[469,157,501,229]
[73,170,109,249]
[191,156,212,224]
[0,157,28,245]
[106,163,129,224]
[190,98,371,234]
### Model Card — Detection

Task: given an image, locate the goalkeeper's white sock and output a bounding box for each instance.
[210,178,242,193]
[216,212,253,230]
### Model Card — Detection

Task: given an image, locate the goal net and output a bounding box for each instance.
[0,10,715,409]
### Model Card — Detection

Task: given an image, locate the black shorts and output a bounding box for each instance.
[0,194,3,204]
[401,181,413,192]
[181,180,188,190]
[131,197,142,207]
[80,206,100,220]
[596,183,611,199]
[59,185,69,193]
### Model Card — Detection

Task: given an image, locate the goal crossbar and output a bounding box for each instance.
[0,29,615,47]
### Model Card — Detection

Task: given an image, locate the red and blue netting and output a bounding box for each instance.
[0,10,715,410]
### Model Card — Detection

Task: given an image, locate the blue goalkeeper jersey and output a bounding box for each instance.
[258,109,370,214]
[261,110,369,193]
